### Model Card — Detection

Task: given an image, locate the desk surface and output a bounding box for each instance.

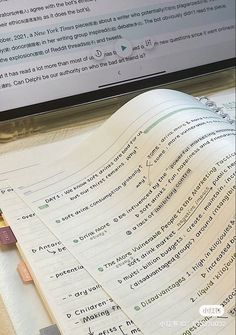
[0,296,15,335]
[0,78,235,335]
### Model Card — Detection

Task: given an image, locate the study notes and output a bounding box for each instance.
[7,89,236,334]
[0,139,143,334]
[0,186,142,335]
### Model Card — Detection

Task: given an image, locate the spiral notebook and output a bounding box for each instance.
[1,88,235,335]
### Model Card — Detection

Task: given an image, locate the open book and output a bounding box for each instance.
[1,89,235,335]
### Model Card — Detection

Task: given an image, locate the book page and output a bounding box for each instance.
[12,89,236,334]
[208,89,235,122]
[0,131,142,334]
[0,145,67,334]
[0,186,142,335]
[0,126,144,335]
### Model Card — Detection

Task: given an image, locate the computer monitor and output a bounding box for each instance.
[0,0,235,121]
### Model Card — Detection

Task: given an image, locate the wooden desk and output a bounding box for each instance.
[0,296,15,335]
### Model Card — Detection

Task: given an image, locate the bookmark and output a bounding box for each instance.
[39,325,61,335]
[0,208,5,228]
[0,217,5,228]
[0,226,17,246]
[17,261,33,284]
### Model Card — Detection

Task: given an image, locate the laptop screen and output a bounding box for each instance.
[0,0,235,120]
